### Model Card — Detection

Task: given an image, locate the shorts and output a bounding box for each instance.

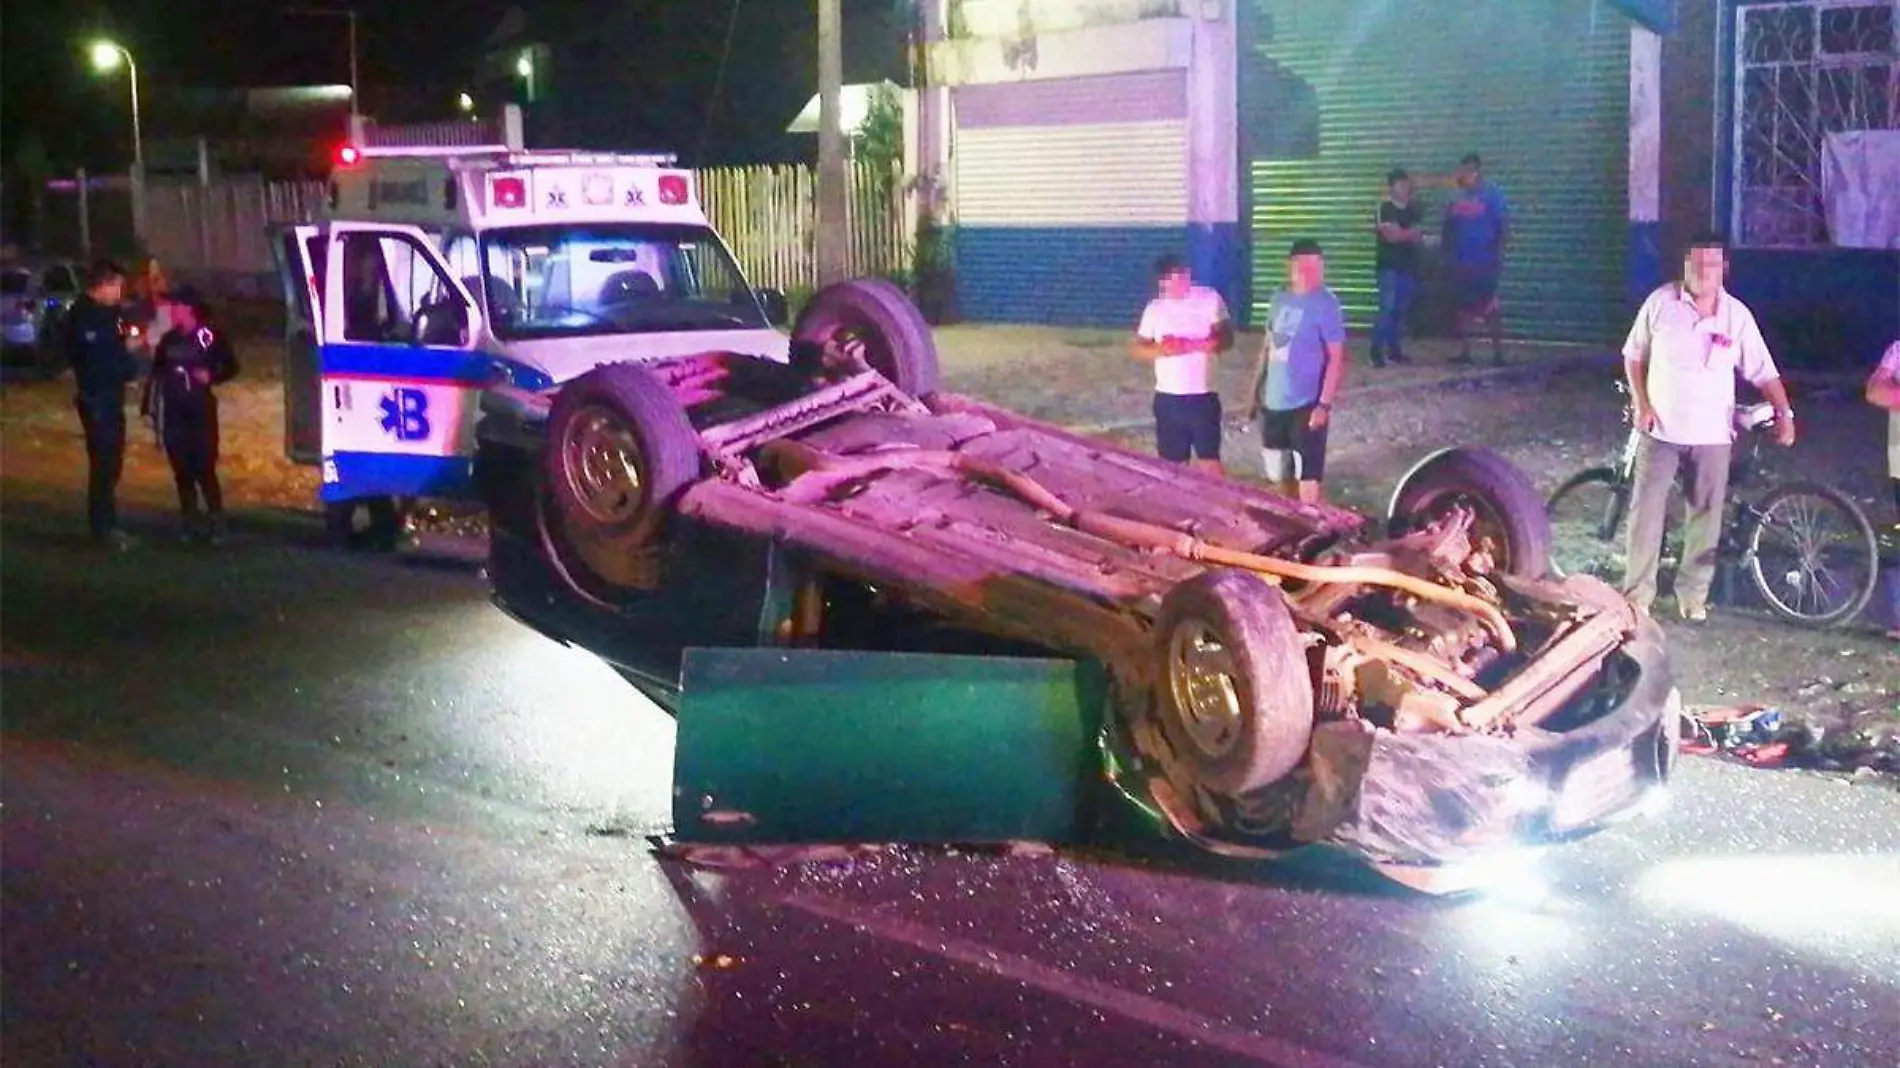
[1452,262,1501,315]
[1259,404,1329,482]
[1154,391,1222,463]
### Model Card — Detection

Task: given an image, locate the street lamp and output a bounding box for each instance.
[88,39,145,246]
[457,91,475,114]
[515,50,536,103]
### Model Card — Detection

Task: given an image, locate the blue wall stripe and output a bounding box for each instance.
[322,451,477,503]
[955,226,1196,328]
[1629,222,1665,310]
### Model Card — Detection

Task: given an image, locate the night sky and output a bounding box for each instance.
[1,1,910,177]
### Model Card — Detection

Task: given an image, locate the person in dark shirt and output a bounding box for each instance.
[1371,167,1424,367]
[62,259,137,548]
[146,285,239,543]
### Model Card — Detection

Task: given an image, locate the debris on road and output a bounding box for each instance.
[1684,702,1900,778]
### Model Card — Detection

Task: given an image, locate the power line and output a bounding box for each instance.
[694,0,745,165]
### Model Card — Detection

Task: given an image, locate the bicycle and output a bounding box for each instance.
[1545,383,1880,628]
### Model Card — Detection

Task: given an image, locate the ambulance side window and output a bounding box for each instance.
[338,232,468,346]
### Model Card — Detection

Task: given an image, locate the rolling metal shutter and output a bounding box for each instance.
[1241,0,1631,343]
[952,72,1189,327]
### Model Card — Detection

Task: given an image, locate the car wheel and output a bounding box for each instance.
[541,362,701,600]
[791,278,941,398]
[1152,568,1316,798]
[1387,447,1551,579]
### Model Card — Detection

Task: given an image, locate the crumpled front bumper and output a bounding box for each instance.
[1305,615,1678,869]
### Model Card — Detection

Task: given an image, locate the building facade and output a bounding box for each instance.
[922,0,1897,370]
[1660,0,1898,371]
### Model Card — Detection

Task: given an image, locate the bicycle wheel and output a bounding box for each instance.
[1546,467,1629,582]
[1745,481,1880,628]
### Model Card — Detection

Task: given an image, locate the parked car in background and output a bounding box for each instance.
[1,259,83,377]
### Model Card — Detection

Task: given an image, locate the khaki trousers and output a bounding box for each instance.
[1622,435,1731,612]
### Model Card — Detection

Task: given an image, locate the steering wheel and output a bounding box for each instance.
[412,300,467,346]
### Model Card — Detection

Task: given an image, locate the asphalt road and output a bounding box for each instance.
[3,500,1898,1068]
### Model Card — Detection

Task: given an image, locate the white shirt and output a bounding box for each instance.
[1622,284,1781,447]
[1875,340,1900,478]
[1136,285,1228,396]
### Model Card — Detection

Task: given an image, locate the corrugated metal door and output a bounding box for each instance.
[953,72,1189,327]
[1240,0,1631,343]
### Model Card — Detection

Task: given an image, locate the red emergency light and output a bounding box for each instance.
[491,175,528,210]
[657,174,690,206]
[334,144,362,168]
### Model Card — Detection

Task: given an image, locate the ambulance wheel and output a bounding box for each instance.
[791,278,941,398]
[541,362,702,600]
[324,495,401,552]
[1152,569,1315,799]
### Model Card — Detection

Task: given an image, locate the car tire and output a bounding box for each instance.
[1152,568,1316,798]
[791,278,941,398]
[1387,446,1552,579]
[541,362,701,598]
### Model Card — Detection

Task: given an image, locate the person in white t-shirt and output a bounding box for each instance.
[1863,338,1900,640]
[1131,255,1233,474]
[1621,231,1797,623]
[1865,339,1900,520]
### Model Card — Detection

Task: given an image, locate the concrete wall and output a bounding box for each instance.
[927,3,1240,325]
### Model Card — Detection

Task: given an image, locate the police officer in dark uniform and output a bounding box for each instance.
[146,285,239,543]
[63,259,138,549]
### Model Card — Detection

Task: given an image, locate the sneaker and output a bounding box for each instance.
[95,529,138,553]
[206,515,229,546]
[1389,352,1412,365]
[1678,602,1709,624]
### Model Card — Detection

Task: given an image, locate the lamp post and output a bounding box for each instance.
[88,40,145,247]
[515,50,536,104]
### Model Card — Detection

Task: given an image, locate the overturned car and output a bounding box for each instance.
[474,280,1679,882]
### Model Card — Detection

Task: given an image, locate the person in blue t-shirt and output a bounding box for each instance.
[1246,238,1346,504]
[1442,152,1511,365]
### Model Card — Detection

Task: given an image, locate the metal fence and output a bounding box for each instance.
[36,158,911,302]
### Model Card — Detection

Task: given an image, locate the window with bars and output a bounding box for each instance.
[1731,0,1899,247]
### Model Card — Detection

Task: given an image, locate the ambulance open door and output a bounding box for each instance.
[315,222,490,504]
[268,223,325,464]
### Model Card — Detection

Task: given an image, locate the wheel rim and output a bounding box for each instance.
[561,405,645,525]
[1417,490,1513,573]
[1166,618,1244,760]
[814,315,899,385]
[1748,491,1876,622]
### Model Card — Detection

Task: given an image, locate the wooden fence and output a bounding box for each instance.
[697,159,910,294]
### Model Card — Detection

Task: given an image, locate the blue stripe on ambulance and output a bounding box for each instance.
[318,342,520,503]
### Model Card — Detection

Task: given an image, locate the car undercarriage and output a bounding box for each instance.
[475,279,1678,880]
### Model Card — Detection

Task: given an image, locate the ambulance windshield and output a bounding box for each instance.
[471,223,768,341]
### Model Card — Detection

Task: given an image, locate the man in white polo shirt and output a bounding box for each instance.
[1622,231,1797,622]
[1132,255,1234,474]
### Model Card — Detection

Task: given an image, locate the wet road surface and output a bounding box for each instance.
[3,501,1897,1068]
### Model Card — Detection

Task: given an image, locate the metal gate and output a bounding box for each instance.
[1240,0,1632,343]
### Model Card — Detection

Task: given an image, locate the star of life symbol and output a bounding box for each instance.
[378,387,431,442]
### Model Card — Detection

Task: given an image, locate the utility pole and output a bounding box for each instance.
[286,7,360,119]
[815,0,848,285]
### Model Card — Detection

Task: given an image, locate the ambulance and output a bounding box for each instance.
[268,109,790,537]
